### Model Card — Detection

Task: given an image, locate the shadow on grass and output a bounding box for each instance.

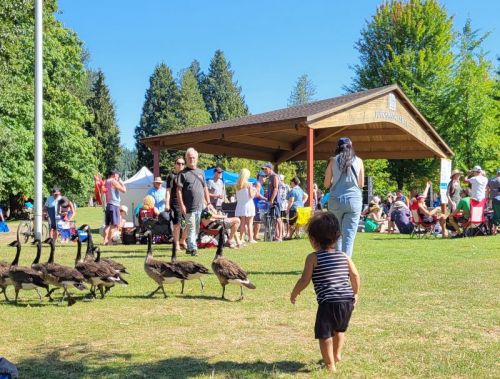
[16,343,308,378]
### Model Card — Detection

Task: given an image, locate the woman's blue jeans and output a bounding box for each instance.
[328,195,362,257]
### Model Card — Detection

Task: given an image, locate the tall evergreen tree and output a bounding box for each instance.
[134,63,180,170]
[202,50,248,123]
[188,59,204,89]
[288,74,316,106]
[348,0,454,189]
[436,20,499,171]
[85,70,121,174]
[178,70,211,128]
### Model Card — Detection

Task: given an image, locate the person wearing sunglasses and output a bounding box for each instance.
[166,157,187,250]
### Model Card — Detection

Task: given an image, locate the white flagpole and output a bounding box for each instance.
[34,0,43,240]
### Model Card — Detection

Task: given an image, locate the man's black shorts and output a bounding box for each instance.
[314,300,354,339]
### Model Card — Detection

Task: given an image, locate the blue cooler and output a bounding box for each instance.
[77,229,88,242]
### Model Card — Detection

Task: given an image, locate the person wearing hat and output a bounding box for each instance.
[207,166,227,211]
[364,202,386,233]
[465,165,488,201]
[261,162,283,241]
[323,137,364,256]
[104,169,127,245]
[148,176,167,212]
[388,200,413,234]
[447,169,463,212]
[253,171,267,240]
[44,186,62,239]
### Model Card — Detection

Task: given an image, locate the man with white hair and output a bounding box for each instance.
[176,148,210,256]
[465,165,488,201]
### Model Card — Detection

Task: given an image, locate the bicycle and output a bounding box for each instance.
[17,208,49,244]
[262,205,278,242]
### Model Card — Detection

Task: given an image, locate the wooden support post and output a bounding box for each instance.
[153,146,160,177]
[306,127,314,207]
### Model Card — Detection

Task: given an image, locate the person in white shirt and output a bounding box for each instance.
[465,165,488,201]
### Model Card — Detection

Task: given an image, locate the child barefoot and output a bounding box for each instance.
[290,211,360,372]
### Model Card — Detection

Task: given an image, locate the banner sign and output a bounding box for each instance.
[440,159,452,204]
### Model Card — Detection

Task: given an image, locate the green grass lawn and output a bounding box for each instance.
[0,207,499,378]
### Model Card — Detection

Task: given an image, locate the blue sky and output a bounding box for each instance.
[57,0,499,149]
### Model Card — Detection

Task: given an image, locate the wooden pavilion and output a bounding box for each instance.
[141,84,453,203]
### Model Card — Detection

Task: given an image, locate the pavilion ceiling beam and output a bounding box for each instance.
[275,125,350,164]
[224,135,293,151]
[175,142,275,162]
[293,150,436,161]
[143,119,306,148]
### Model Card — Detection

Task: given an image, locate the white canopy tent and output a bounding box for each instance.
[121,166,158,223]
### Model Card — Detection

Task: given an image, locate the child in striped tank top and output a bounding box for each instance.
[290,211,360,373]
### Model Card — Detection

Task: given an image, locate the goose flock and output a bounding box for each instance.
[0,224,255,306]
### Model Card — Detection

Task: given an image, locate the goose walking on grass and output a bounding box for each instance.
[171,242,210,294]
[93,245,128,295]
[8,240,49,303]
[83,225,129,275]
[143,230,187,298]
[212,229,256,300]
[0,260,12,301]
[40,238,87,306]
[73,234,126,299]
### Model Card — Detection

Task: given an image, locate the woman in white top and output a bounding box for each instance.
[235,168,256,244]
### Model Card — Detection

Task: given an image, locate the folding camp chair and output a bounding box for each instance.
[410,204,436,238]
[463,199,488,237]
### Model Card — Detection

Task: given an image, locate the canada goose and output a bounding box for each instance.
[8,240,49,303]
[212,229,256,300]
[0,260,12,301]
[86,230,129,275]
[171,240,210,294]
[143,230,187,298]
[30,239,55,301]
[74,235,125,299]
[93,246,128,295]
[41,238,86,305]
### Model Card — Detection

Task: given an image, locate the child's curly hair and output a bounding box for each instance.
[306,212,341,249]
[142,195,155,210]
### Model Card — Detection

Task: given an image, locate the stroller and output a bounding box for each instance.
[138,210,173,244]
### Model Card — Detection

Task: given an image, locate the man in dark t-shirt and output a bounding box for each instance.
[166,157,187,250]
[176,148,210,256]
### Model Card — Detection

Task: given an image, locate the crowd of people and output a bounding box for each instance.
[127,148,313,256]
[357,165,499,238]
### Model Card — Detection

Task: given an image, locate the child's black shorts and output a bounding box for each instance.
[314,300,354,339]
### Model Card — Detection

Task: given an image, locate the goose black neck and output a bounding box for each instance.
[11,243,21,266]
[75,238,82,264]
[94,248,101,262]
[32,240,42,264]
[146,232,152,256]
[48,239,55,264]
[86,230,94,256]
[215,229,224,258]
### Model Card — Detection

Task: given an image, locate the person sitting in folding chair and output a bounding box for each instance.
[200,205,243,248]
[462,197,489,237]
[410,181,447,238]
[446,188,471,237]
